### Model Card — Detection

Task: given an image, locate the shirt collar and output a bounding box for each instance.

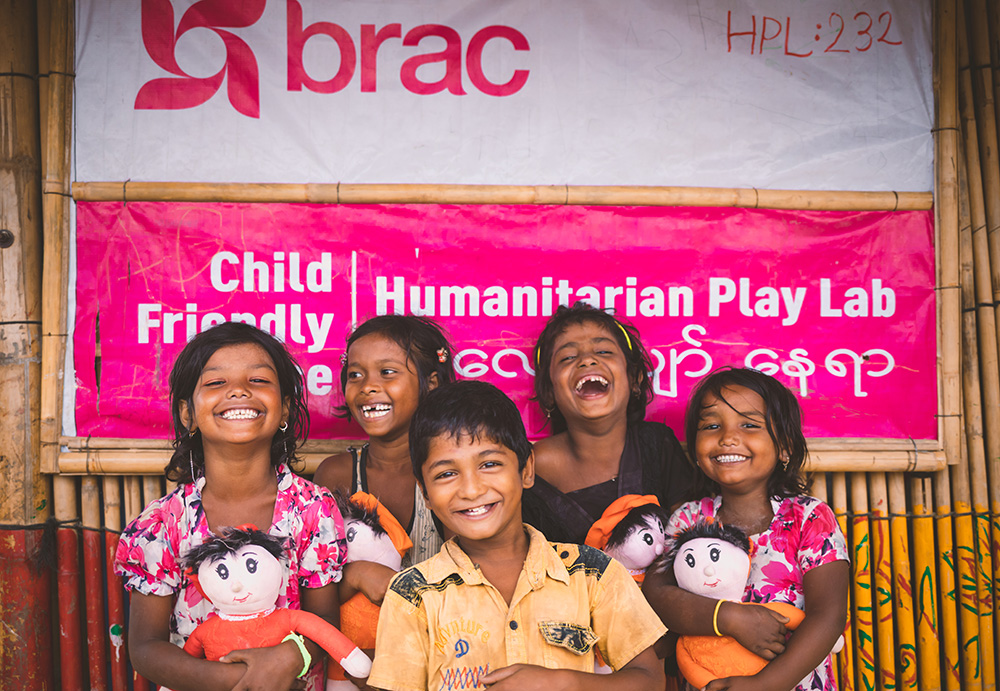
[421,524,570,589]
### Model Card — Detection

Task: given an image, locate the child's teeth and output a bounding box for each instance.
[715,455,746,464]
[464,505,489,516]
[575,375,609,392]
[221,409,260,420]
[362,404,391,418]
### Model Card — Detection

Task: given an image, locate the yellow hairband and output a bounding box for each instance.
[535,321,633,367]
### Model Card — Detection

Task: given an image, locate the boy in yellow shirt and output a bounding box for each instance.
[367,381,666,691]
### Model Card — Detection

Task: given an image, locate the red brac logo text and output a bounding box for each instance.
[137,0,530,118]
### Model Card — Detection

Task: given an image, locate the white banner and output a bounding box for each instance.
[75,0,932,190]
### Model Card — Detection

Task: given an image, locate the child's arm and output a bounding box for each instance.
[479,645,664,690]
[126,592,258,691]
[701,559,849,691]
[641,563,791,659]
[339,561,397,604]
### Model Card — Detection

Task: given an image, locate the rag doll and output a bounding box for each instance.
[327,492,412,690]
[181,525,372,681]
[585,494,670,584]
[668,520,842,689]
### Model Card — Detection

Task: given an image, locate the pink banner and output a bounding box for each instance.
[74,202,936,441]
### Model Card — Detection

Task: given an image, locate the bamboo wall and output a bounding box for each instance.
[30,1,1000,690]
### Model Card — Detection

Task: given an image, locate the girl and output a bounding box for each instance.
[313,315,454,596]
[642,367,850,691]
[115,322,346,691]
[522,302,694,544]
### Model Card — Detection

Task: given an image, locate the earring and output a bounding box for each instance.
[782,457,789,471]
[189,449,198,483]
[279,421,288,432]
[188,427,197,438]
[280,421,290,459]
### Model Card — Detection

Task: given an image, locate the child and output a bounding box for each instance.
[367,381,667,691]
[642,367,850,691]
[314,316,454,605]
[523,302,694,544]
[114,322,346,691]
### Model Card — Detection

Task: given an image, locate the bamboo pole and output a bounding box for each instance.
[38,0,73,474]
[831,473,855,691]
[869,474,898,691]
[934,470,963,690]
[123,476,143,524]
[54,474,83,691]
[910,476,942,691]
[850,475,877,691]
[142,476,164,507]
[55,447,948,476]
[81,477,109,691]
[887,473,918,690]
[69,180,934,211]
[103,476,128,691]
[951,430,983,690]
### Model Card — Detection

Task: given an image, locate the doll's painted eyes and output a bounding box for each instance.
[245,557,258,574]
[215,563,230,580]
[685,553,696,568]
[347,526,357,542]
[642,532,654,546]
[710,547,721,562]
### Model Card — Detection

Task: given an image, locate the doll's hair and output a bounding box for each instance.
[532,302,653,433]
[332,490,388,539]
[657,520,750,574]
[164,321,309,484]
[603,504,670,552]
[181,525,287,571]
[336,315,456,419]
[684,366,808,500]
[410,381,532,488]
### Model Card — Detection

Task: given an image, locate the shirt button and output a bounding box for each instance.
[509,621,518,630]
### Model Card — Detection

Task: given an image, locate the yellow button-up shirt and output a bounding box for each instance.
[368,524,667,691]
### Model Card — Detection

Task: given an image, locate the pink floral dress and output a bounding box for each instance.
[114,463,346,690]
[667,494,849,691]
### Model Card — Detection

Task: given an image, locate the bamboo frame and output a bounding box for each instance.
[70,181,933,211]
[39,0,73,474]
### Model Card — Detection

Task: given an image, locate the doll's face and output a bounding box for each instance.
[673,536,750,602]
[198,545,283,615]
[605,514,667,572]
[345,520,403,571]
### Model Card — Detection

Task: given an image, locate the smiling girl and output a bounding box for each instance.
[642,367,849,691]
[522,302,694,544]
[115,322,346,691]
[314,316,455,597]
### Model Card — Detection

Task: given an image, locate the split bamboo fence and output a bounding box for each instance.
[22,1,1000,689]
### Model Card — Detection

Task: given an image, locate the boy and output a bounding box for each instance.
[367,381,666,691]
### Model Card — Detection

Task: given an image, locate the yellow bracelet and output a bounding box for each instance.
[282,632,312,679]
[713,599,725,637]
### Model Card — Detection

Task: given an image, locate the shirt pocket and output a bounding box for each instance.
[538,620,599,669]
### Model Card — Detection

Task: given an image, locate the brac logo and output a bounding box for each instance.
[136,0,531,119]
[135,0,265,118]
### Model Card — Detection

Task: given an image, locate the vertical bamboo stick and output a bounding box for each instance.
[124,476,143,524]
[935,469,963,690]
[809,472,828,502]
[103,477,128,691]
[869,474,897,690]
[81,477,108,691]
[951,420,983,691]
[832,473,856,691]
[54,474,83,691]
[850,474,877,691]
[887,474,918,690]
[910,476,942,691]
[38,0,74,476]
[142,476,164,507]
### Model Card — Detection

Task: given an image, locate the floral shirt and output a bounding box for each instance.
[667,495,849,691]
[114,463,346,690]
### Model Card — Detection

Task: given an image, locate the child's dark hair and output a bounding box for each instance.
[409,381,532,487]
[685,366,807,499]
[332,490,387,539]
[533,302,653,433]
[181,525,287,571]
[337,315,456,418]
[164,322,309,484]
[656,520,750,574]
[604,504,670,552]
